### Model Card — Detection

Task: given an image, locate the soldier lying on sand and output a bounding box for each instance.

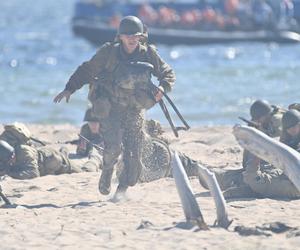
[0,119,200,185]
[0,121,101,179]
[0,140,101,179]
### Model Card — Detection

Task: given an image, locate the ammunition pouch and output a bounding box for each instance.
[134,88,156,110]
[92,97,111,121]
[112,61,156,110]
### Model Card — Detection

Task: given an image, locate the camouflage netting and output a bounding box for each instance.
[116,116,171,183]
[139,136,171,182]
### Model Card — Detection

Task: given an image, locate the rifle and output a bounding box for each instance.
[130,61,190,137]
[30,137,47,146]
[78,134,104,154]
[0,185,11,206]
[238,117,260,128]
[153,85,190,137]
[57,139,79,145]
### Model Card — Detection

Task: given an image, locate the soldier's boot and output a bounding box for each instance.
[98,169,114,195]
[116,183,128,194]
[122,149,143,186]
[223,184,257,199]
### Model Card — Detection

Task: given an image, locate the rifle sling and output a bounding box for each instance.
[159,100,179,137]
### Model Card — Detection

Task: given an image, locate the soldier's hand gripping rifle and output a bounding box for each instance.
[131,61,190,137]
[78,134,104,155]
[0,185,11,206]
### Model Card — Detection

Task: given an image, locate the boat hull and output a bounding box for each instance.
[72,20,300,45]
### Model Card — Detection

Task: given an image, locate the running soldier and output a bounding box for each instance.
[54,16,175,195]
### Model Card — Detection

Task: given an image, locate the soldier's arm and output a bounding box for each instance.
[147,45,175,93]
[64,43,112,94]
[8,146,40,180]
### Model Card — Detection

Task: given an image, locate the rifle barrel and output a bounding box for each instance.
[238,117,259,128]
[78,134,104,154]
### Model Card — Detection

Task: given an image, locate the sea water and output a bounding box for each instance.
[1,0,300,126]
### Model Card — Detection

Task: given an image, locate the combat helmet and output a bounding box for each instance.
[250,100,272,120]
[118,16,144,35]
[0,140,15,163]
[83,108,98,122]
[282,109,300,130]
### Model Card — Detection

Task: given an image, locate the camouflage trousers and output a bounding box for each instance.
[101,104,146,188]
[242,155,300,199]
[38,147,101,176]
[204,154,300,199]
[69,149,102,173]
[38,147,73,176]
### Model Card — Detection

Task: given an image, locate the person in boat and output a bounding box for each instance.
[158,6,180,28]
[138,3,159,26]
[267,0,296,30]
[201,6,220,30]
[223,0,242,30]
[252,0,276,30]
[53,15,175,196]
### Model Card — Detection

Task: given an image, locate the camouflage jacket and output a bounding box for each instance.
[5,145,72,180]
[64,42,175,96]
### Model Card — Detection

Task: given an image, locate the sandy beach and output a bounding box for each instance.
[0,124,299,250]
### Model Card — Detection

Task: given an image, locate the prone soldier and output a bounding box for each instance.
[0,140,101,180]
